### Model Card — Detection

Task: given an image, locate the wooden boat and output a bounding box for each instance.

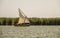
[15,8,30,26]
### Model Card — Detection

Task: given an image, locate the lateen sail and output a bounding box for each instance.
[17,8,30,24]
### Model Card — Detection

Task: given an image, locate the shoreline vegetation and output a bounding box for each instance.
[0,17,60,25]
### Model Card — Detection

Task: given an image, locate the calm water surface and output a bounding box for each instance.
[0,25,60,38]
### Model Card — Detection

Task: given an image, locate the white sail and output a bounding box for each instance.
[17,8,30,24]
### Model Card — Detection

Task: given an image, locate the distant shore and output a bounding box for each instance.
[0,17,60,25]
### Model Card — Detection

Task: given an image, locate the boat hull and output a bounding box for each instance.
[14,23,30,26]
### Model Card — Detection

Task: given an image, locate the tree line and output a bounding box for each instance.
[0,18,18,25]
[0,17,60,25]
[29,18,60,25]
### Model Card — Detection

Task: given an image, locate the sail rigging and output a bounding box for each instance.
[17,8,30,24]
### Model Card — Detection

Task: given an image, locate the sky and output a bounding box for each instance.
[0,0,60,18]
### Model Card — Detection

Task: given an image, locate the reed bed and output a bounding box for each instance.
[0,17,60,25]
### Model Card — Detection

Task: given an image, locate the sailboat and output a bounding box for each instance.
[15,8,30,26]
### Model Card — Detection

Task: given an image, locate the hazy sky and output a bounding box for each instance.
[0,0,60,18]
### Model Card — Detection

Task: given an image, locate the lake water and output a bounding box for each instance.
[0,25,60,38]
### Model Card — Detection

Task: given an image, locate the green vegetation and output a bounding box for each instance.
[0,17,18,25]
[0,17,60,25]
[28,18,60,25]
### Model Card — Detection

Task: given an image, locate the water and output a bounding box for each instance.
[0,25,60,38]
